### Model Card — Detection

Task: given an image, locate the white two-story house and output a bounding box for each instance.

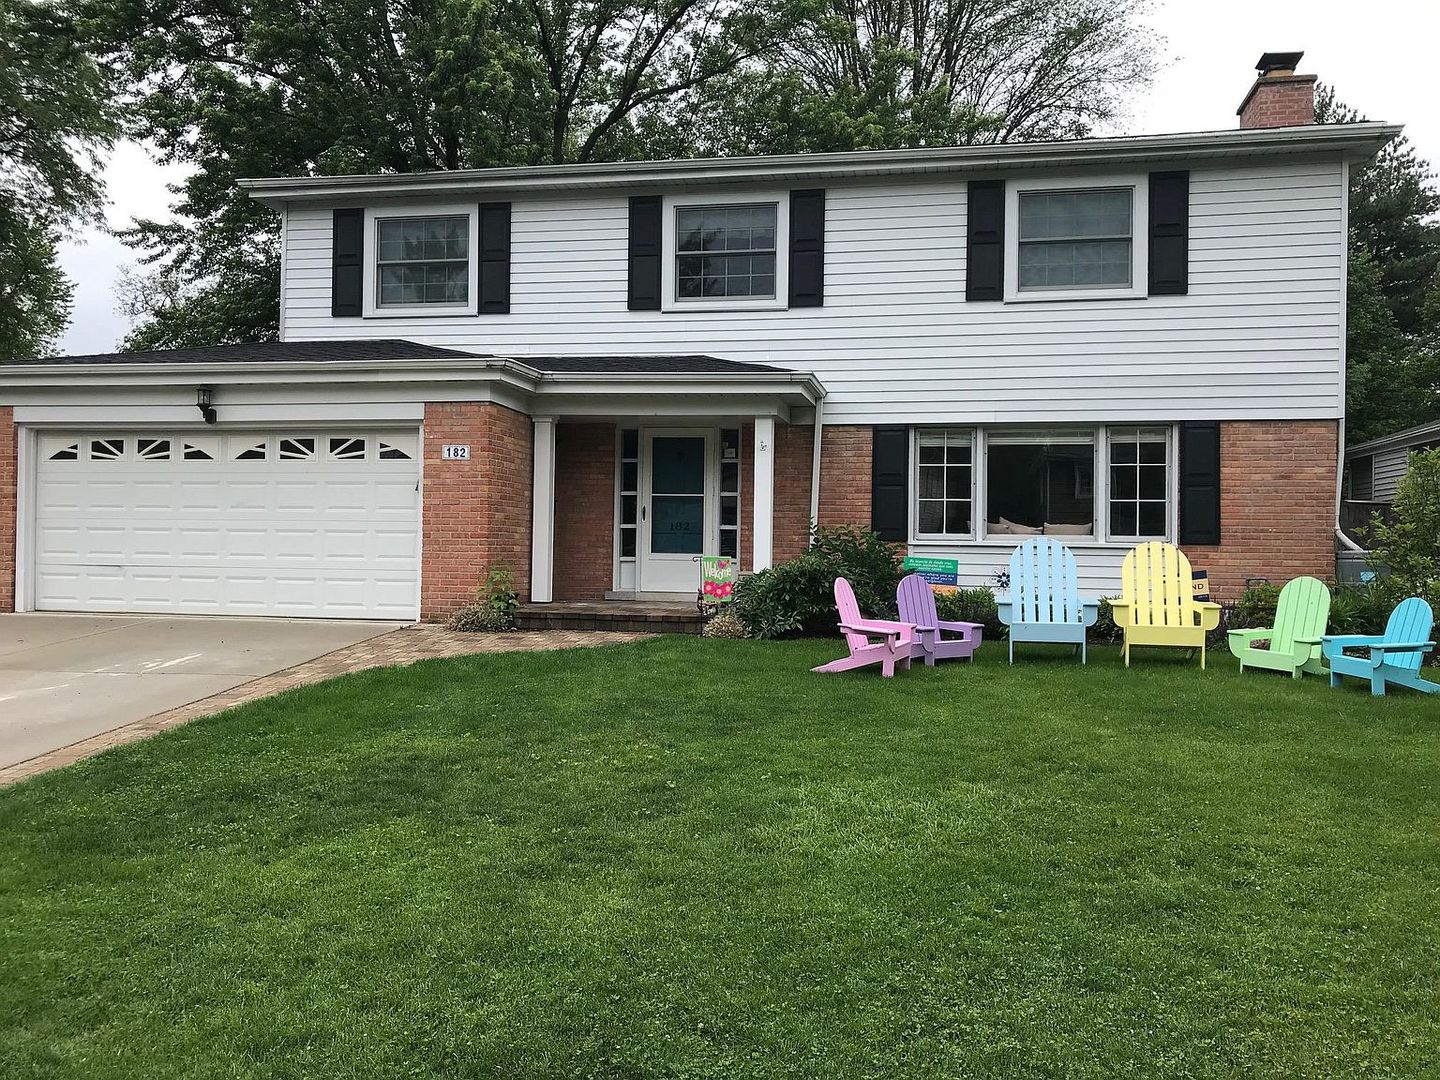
[0,55,1400,622]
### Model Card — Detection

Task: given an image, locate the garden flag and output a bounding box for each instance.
[701,556,736,604]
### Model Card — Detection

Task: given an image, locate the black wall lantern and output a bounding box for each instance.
[196,387,217,425]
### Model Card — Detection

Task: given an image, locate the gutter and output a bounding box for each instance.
[237,124,1403,205]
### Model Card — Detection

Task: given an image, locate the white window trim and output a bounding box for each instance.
[661,190,790,313]
[1004,174,1148,303]
[908,423,1177,548]
[910,427,977,542]
[362,204,480,318]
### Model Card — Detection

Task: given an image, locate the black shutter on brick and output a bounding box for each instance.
[331,208,364,317]
[965,179,1005,301]
[788,189,825,307]
[627,196,662,310]
[478,202,511,314]
[1148,171,1189,296]
[1178,421,1221,545]
[871,426,910,542]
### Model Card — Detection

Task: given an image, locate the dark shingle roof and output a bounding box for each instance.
[14,340,481,366]
[518,354,787,374]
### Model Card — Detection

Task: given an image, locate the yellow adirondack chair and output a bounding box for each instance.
[1111,542,1222,669]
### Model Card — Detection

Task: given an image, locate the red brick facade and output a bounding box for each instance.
[553,422,616,600]
[0,407,15,613]
[816,425,873,527]
[420,402,532,620]
[1238,75,1316,129]
[1182,420,1338,600]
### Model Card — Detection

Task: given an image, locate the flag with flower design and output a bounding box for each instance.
[700,556,736,604]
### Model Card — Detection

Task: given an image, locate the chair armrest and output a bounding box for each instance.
[1372,640,1436,654]
[936,619,983,633]
[1108,599,1133,625]
[996,599,1013,626]
[839,620,915,644]
[1294,635,1322,645]
[1078,597,1101,627]
[1322,634,1383,648]
[1194,601,1222,631]
[1227,627,1272,644]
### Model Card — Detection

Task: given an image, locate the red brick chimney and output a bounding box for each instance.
[1237,51,1317,128]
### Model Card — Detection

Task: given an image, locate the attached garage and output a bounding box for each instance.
[31,429,421,620]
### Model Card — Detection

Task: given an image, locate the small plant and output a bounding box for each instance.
[1369,446,1440,598]
[934,587,1006,640]
[1091,597,1124,644]
[447,564,519,632]
[701,609,750,639]
[1231,582,1282,630]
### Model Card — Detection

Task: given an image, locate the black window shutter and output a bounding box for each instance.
[331,208,364,317]
[478,202,511,314]
[788,189,825,307]
[627,196,662,310]
[965,180,1005,301]
[1178,421,1221,545]
[871,426,910,542]
[1148,171,1189,296]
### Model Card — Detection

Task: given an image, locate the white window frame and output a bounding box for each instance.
[911,428,976,541]
[1005,174,1148,303]
[1103,426,1174,543]
[362,204,479,318]
[908,424,1177,548]
[661,191,790,312]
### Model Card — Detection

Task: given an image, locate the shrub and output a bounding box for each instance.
[934,587,1006,640]
[1369,447,1440,596]
[731,525,902,638]
[448,564,518,632]
[1328,578,1404,637]
[1092,597,1124,644]
[1231,582,1282,630]
[701,609,750,639]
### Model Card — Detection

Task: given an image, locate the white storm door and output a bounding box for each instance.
[638,429,715,593]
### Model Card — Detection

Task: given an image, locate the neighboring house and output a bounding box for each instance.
[1345,419,1440,503]
[0,54,1400,622]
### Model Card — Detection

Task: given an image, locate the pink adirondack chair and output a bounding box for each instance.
[896,573,983,665]
[812,577,916,677]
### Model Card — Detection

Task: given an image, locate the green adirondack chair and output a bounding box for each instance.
[1226,575,1331,678]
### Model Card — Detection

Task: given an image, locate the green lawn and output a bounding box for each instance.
[2,638,1438,1079]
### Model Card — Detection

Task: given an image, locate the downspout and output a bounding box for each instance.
[1334,157,1365,555]
[808,395,825,545]
[1335,417,1365,552]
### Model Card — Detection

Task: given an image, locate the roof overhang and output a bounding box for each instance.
[239,124,1402,206]
[1345,418,1440,458]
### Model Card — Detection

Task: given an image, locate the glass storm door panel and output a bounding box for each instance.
[640,431,714,592]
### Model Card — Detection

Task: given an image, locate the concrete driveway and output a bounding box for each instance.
[0,614,403,769]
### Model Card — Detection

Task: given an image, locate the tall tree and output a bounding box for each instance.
[1316,86,1440,442]
[0,0,115,358]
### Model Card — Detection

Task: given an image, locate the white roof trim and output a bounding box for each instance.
[238,124,1402,205]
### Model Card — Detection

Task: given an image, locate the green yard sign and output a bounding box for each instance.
[902,556,959,587]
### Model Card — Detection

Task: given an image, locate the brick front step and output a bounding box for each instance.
[516,601,707,635]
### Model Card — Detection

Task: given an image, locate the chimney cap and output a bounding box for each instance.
[1256,51,1305,76]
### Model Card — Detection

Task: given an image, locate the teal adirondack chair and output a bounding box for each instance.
[1227,576,1331,678]
[1322,596,1438,697]
[997,537,1099,663]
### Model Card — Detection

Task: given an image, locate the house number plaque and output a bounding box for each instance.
[441,444,471,460]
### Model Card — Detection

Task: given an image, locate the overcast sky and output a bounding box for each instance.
[53,0,1440,355]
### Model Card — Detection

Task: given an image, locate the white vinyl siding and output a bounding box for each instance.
[279,161,1346,424]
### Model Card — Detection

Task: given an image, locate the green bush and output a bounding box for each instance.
[934,587,1006,640]
[1231,582,1282,630]
[448,564,518,632]
[1092,597,1123,644]
[701,609,750,639]
[1369,447,1440,596]
[732,525,902,638]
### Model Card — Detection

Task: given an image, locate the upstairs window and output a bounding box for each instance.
[675,204,777,300]
[1017,188,1133,291]
[375,215,469,308]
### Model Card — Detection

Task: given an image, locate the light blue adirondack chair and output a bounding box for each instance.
[1321,596,1438,697]
[997,537,1100,663]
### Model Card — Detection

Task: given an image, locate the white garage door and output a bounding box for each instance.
[32,430,421,619]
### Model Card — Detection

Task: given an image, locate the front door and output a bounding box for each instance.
[639,430,714,593]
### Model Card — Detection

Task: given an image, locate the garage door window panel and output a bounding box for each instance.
[90,439,124,461]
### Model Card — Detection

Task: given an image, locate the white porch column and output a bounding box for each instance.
[530,417,557,603]
[752,416,776,571]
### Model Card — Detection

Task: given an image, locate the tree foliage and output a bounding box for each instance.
[0,0,114,358]
[1317,85,1440,443]
[80,0,1158,346]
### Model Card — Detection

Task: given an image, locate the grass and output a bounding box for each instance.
[1,637,1438,1079]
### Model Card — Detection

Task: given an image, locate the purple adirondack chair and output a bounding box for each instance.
[896,573,983,665]
[811,577,916,677]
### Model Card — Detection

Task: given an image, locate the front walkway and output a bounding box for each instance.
[0,625,650,787]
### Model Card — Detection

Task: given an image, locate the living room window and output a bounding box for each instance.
[375,214,470,308]
[985,430,1095,538]
[914,429,974,538]
[1107,427,1170,539]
